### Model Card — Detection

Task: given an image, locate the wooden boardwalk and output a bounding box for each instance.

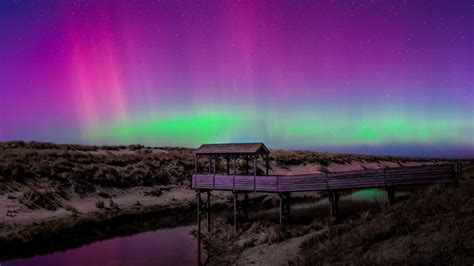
[192,143,461,265]
[192,163,457,192]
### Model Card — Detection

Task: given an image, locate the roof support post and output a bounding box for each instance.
[245,156,249,175]
[265,154,269,175]
[213,156,217,174]
[193,155,198,189]
[226,156,230,175]
[194,154,197,175]
[208,156,211,174]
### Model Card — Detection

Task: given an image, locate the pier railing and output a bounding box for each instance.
[192,163,457,192]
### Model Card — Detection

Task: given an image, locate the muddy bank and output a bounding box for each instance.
[0,186,232,261]
[0,187,321,261]
[0,202,196,261]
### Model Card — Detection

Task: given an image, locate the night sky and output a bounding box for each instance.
[0,0,473,157]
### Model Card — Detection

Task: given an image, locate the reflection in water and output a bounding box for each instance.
[1,226,202,266]
[295,188,404,209]
[254,188,404,223]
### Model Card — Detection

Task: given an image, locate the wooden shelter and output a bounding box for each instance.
[194,142,270,176]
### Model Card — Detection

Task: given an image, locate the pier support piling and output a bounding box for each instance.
[233,192,249,231]
[197,190,211,265]
[386,187,395,206]
[196,190,211,233]
[206,191,211,231]
[279,192,291,225]
[233,193,238,231]
[329,191,339,220]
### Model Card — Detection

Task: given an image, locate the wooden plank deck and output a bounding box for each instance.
[192,164,456,192]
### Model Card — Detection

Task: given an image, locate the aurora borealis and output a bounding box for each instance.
[0,1,473,157]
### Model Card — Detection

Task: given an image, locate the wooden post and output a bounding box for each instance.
[197,191,202,263]
[206,191,211,231]
[457,160,462,179]
[265,155,269,175]
[279,192,291,225]
[213,156,217,174]
[455,161,462,186]
[387,187,395,206]
[233,156,236,191]
[226,157,230,175]
[329,192,336,220]
[194,155,197,175]
[245,156,249,175]
[233,193,238,232]
[279,194,283,225]
[213,156,216,189]
[193,155,198,189]
[208,156,211,174]
[253,155,257,192]
[243,193,249,220]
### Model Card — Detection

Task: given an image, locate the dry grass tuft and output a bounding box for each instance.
[19,188,62,211]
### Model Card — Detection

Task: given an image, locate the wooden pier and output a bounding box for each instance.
[192,143,460,264]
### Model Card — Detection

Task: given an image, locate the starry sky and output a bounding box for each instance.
[0,0,473,157]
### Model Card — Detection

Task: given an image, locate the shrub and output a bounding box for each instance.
[20,188,61,211]
[64,204,79,213]
[109,199,120,210]
[95,199,105,209]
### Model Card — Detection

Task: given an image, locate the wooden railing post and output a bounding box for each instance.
[277,175,279,192]
[193,155,198,189]
[325,173,329,190]
[213,156,216,189]
[253,155,257,192]
[233,156,236,191]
